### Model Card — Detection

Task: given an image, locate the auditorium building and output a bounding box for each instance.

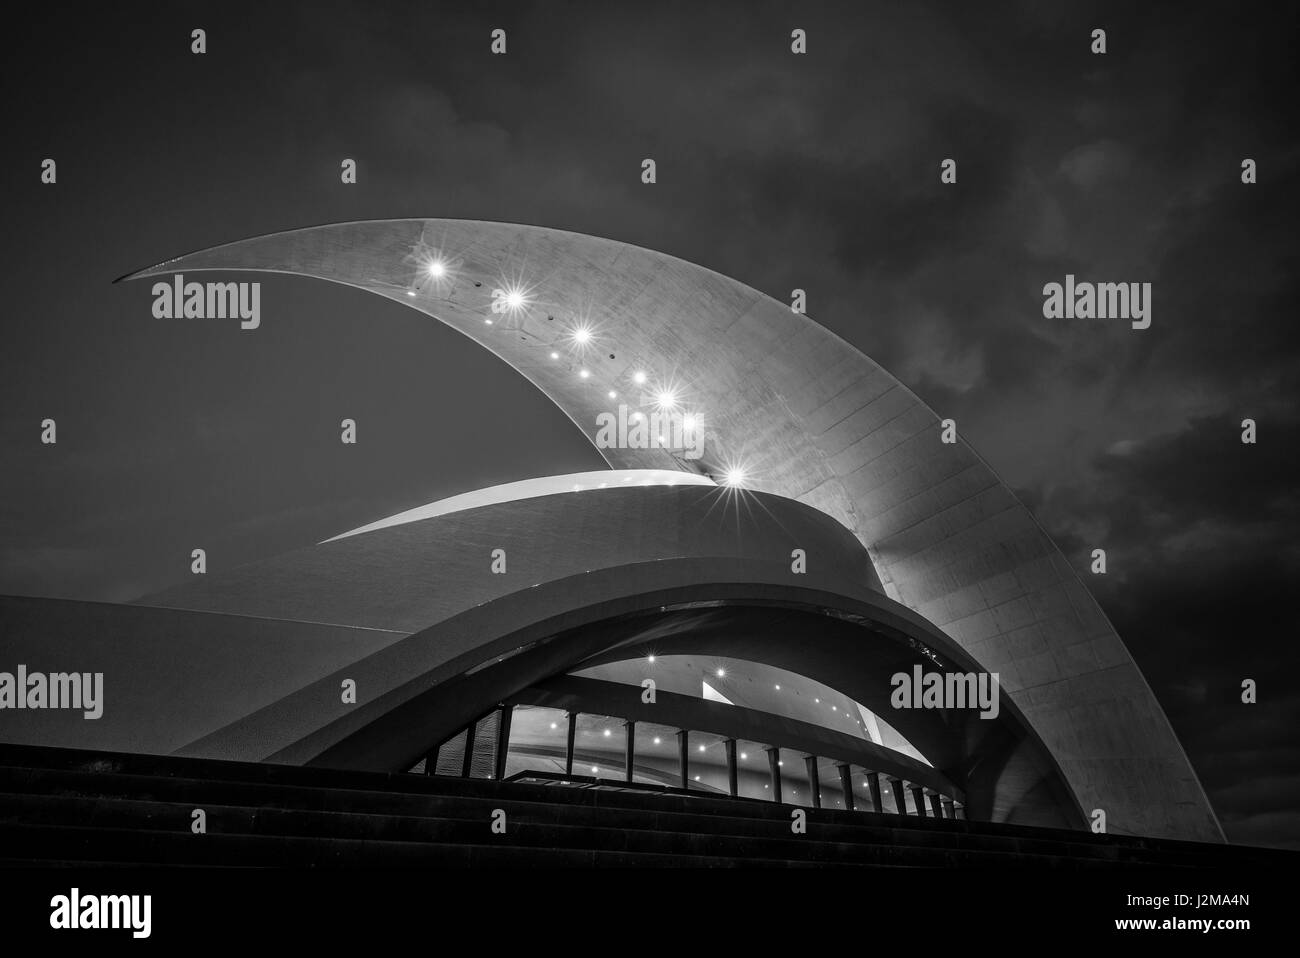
[0,219,1237,866]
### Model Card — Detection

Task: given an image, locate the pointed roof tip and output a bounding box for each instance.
[113,263,161,284]
[114,256,187,284]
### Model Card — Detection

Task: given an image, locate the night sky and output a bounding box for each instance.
[1,1,1296,848]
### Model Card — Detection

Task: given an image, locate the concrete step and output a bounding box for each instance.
[0,744,1277,870]
[0,765,1191,865]
[0,821,858,868]
[0,791,1160,869]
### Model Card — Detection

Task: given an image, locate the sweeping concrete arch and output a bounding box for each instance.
[122,219,1221,841]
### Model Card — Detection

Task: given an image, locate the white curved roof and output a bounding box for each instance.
[324,470,715,543]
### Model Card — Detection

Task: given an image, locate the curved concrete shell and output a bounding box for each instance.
[131,479,1079,828]
[123,219,1222,841]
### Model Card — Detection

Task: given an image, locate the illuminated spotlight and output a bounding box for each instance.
[653,737,662,745]
[654,389,678,410]
[608,390,617,400]
[405,290,417,298]
[549,723,557,730]
[698,744,706,752]
[778,760,784,767]
[774,684,781,690]
[427,259,447,279]
[591,766,599,774]
[633,371,647,385]
[484,318,493,325]
[694,775,701,782]
[550,351,559,360]
[740,752,748,760]
[506,289,526,310]
[579,369,591,379]
[603,729,612,737]
[568,324,593,347]
[647,654,655,663]
[682,414,699,432]
[815,698,820,704]
[722,466,747,488]
[832,705,838,711]
[715,668,725,678]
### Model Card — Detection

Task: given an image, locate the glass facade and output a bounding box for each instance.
[631,721,680,787]
[775,749,811,806]
[502,705,569,778]
[735,739,770,800]
[430,704,957,820]
[816,756,847,810]
[686,730,728,795]
[572,712,627,780]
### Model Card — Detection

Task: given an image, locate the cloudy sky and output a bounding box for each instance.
[1,1,1296,848]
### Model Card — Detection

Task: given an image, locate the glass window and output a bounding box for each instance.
[686,730,729,794]
[503,705,569,779]
[631,721,681,787]
[780,750,814,806]
[572,713,628,781]
[735,740,771,800]
[433,728,468,777]
[848,766,877,813]
[467,710,500,779]
[816,756,848,810]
